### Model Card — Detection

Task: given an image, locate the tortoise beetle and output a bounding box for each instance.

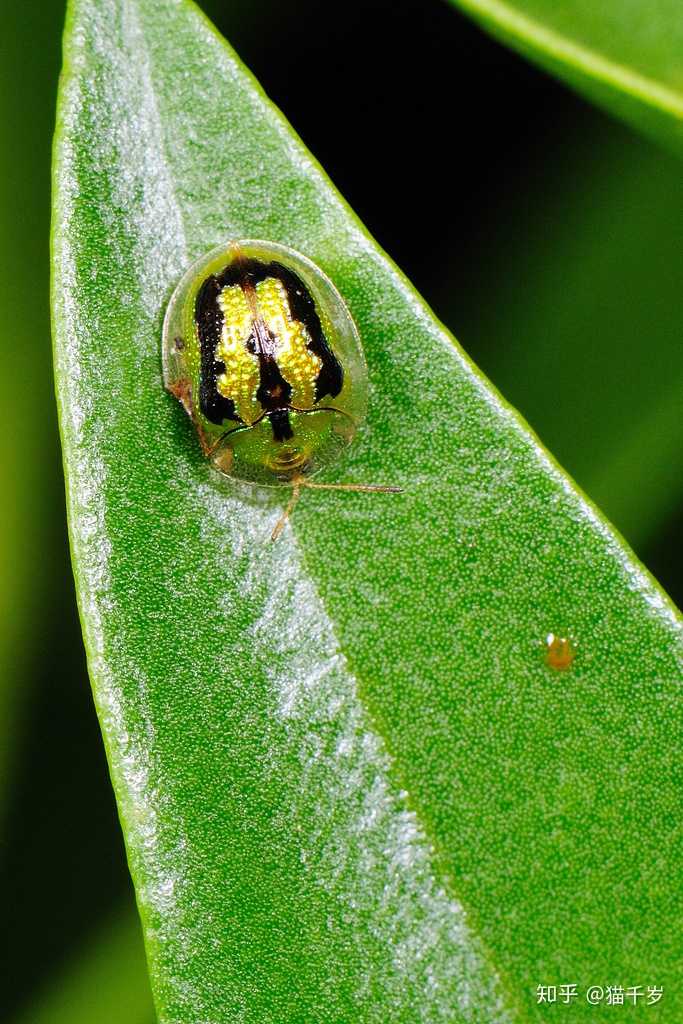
[162,239,399,537]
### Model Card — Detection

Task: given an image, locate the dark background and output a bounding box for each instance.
[1,0,681,1019]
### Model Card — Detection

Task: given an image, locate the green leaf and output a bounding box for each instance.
[0,0,63,818]
[11,907,154,1024]
[446,0,683,155]
[52,0,683,1020]
[440,121,683,553]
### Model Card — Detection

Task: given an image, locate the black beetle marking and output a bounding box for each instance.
[194,256,343,435]
[264,261,343,402]
[268,408,294,441]
[195,274,241,426]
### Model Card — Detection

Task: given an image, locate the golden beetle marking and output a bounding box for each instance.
[215,283,261,424]
[162,240,400,538]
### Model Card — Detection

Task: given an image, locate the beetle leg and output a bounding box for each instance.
[271,477,303,541]
[168,377,193,414]
[168,378,214,455]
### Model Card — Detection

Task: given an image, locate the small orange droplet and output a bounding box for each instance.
[545,633,576,671]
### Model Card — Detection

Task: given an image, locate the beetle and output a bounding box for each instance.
[162,239,400,537]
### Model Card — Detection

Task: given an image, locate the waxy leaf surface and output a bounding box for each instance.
[52,0,683,1020]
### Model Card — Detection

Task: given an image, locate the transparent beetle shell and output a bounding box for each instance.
[162,239,368,486]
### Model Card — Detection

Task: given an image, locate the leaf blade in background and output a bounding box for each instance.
[446,0,683,155]
[52,0,683,1021]
[11,908,154,1024]
[438,118,683,555]
[0,0,63,817]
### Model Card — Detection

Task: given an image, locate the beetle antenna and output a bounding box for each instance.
[301,481,402,493]
[271,474,401,541]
